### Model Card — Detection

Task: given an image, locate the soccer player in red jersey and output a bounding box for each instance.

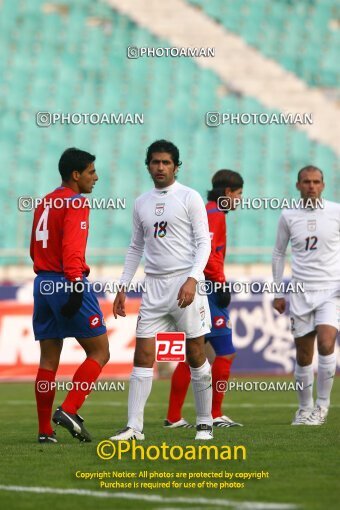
[165,170,244,429]
[31,148,109,443]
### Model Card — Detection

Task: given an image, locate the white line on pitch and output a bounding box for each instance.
[0,485,298,509]
[4,400,340,409]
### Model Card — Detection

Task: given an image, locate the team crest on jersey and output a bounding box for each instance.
[155,203,165,216]
[199,306,205,321]
[307,220,316,231]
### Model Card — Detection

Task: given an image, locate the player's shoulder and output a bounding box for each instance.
[174,182,203,203]
[43,187,61,200]
[280,206,295,219]
[206,200,223,216]
[135,188,154,204]
[323,199,340,214]
[44,186,85,201]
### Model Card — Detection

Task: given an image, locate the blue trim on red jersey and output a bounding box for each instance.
[69,194,83,200]
[207,208,220,214]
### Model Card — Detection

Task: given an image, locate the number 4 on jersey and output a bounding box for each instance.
[35,207,50,248]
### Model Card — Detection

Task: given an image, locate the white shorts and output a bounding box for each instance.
[289,288,340,338]
[136,273,211,339]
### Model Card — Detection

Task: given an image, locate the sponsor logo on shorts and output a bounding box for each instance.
[213,316,226,329]
[155,332,186,362]
[199,306,205,321]
[80,221,87,229]
[89,314,101,328]
[155,203,165,216]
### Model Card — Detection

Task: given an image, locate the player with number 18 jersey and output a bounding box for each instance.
[109,140,214,442]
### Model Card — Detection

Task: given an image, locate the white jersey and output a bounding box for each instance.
[272,199,340,295]
[120,181,211,284]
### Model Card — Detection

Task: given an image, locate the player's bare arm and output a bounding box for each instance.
[113,290,126,318]
[177,277,197,308]
[272,213,290,315]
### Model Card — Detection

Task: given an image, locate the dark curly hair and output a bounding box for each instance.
[145,139,182,167]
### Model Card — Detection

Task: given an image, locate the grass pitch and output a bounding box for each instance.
[0,377,339,510]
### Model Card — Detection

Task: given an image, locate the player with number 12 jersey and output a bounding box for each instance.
[273,165,340,426]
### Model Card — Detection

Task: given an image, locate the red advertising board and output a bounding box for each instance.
[0,299,141,380]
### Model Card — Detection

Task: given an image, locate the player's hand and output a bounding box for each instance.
[273,298,286,314]
[113,291,126,318]
[61,281,84,319]
[177,277,197,308]
[216,284,231,308]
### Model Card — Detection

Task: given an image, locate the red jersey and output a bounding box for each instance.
[30,186,90,282]
[204,201,226,283]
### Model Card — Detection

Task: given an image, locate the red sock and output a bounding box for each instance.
[212,356,232,419]
[35,368,56,435]
[166,362,191,423]
[61,358,102,414]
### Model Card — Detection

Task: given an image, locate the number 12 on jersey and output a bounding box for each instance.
[305,236,318,251]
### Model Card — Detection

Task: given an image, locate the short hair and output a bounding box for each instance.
[58,147,96,181]
[207,169,244,201]
[297,165,323,182]
[145,139,182,167]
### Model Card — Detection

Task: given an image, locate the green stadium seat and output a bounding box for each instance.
[187,0,339,87]
[0,0,338,266]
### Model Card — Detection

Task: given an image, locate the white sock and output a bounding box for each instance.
[294,363,314,410]
[316,353,336,409]
[190,359,212,427]
[127,366,153,432]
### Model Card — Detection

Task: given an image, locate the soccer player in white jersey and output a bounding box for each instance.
[272,165,340,425]
[109,140,213,440]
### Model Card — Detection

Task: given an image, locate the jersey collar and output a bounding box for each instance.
[153,180,179,195]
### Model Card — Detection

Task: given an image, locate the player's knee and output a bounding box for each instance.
[296,343,314,365]
[134,350,154,367]
[101,348,110,366]
[186,342,205,365]
[39,355,60,372]
[296,352,313,366]
[317,342,334,356]
[40,360,59,372]
[97,347,110,367]
[86,345,110,367]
